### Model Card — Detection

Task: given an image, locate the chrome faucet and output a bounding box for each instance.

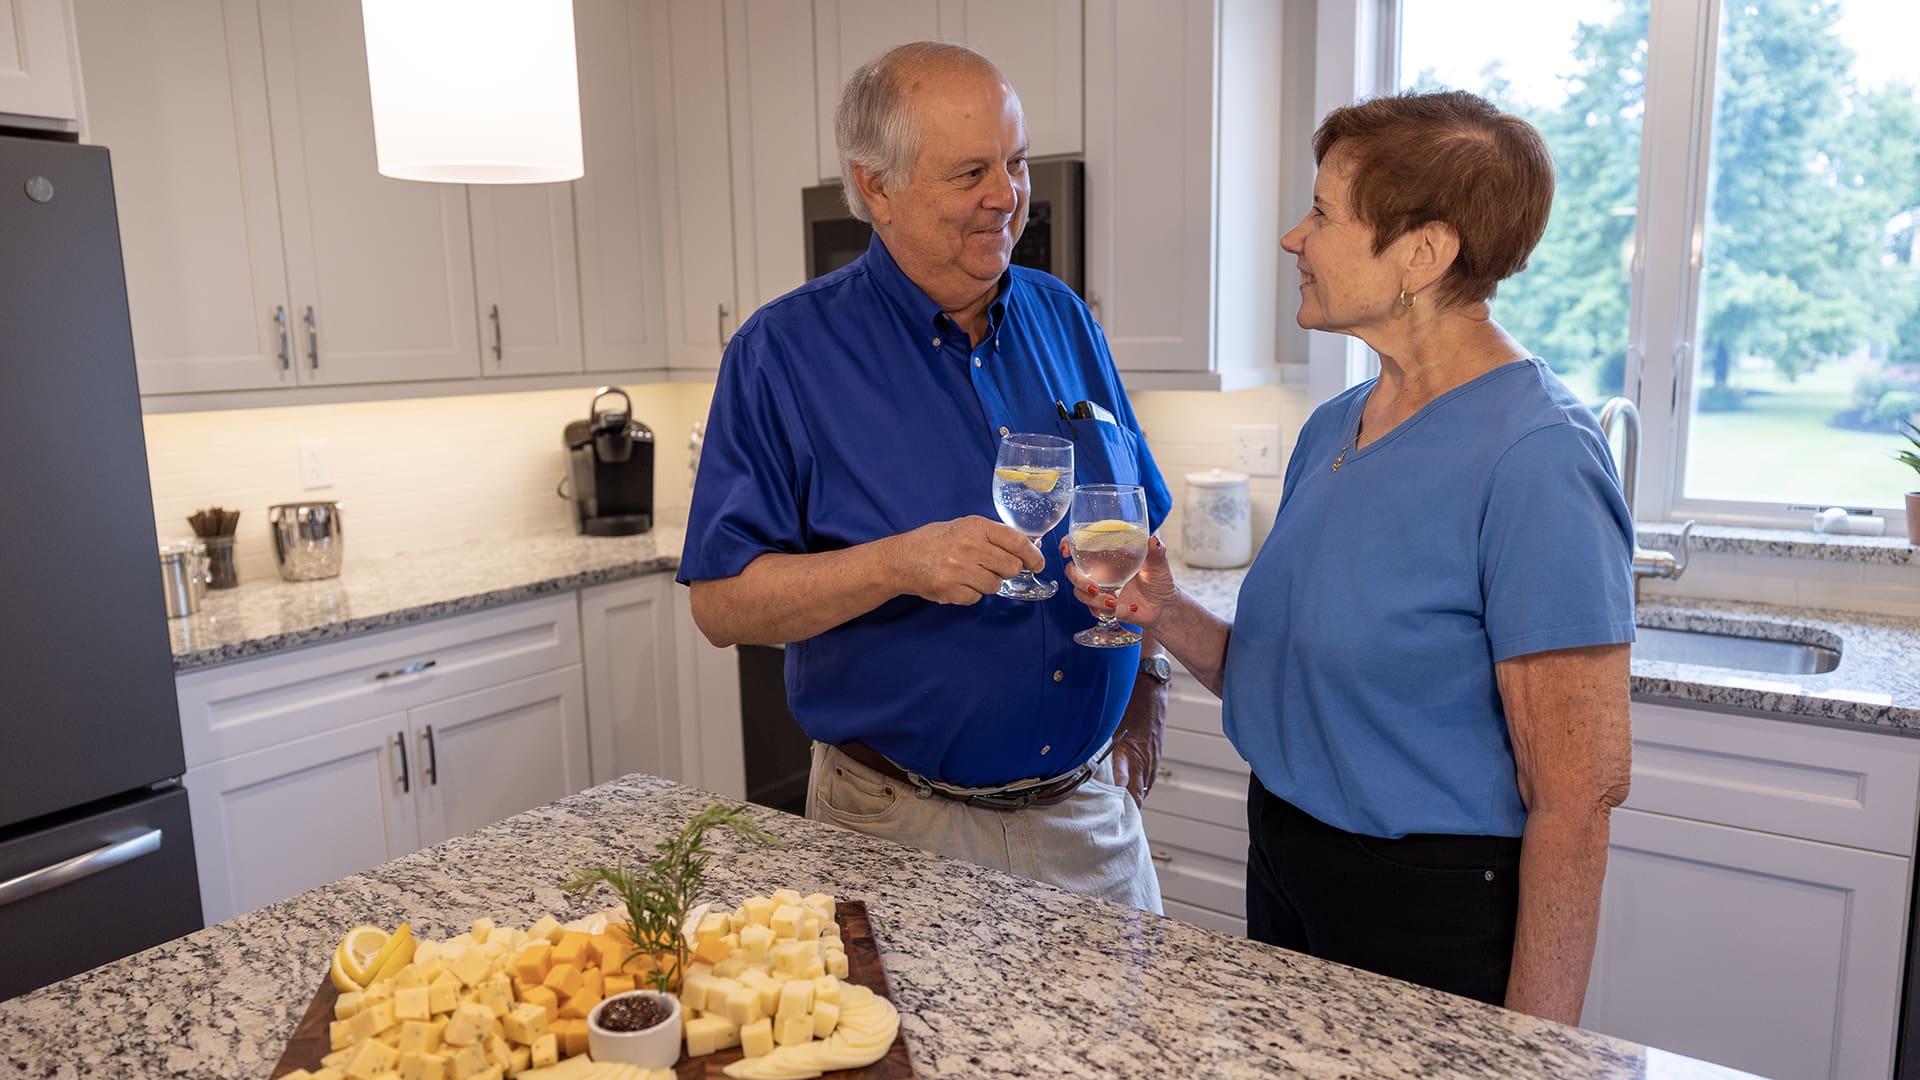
[1597,397,1693,580]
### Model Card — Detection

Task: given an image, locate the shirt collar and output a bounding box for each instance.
[861,233,1014,341]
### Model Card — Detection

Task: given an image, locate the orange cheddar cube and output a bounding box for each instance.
[540,963,583,998]
[602,975,635,998]
[692,936,732,965]
[510,942,552,985]
[518,985,559,1026]
[550,932,590,971]
[554,1018,589,1058]
[580,968,603,999]
[557,986,600,1021]
[592,934,631,974]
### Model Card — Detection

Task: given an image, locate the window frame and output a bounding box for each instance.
[1312,0,1912,535]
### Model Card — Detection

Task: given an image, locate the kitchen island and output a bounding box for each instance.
[0,775,1745,1079]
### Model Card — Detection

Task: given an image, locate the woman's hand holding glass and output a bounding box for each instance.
[1063,531,1179,631]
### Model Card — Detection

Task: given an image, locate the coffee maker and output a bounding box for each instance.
[563,387,654,536]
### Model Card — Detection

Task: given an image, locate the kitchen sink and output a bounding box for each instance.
[1632,625,1841,675]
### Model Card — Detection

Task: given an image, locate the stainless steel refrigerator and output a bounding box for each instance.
[0,132,202,999]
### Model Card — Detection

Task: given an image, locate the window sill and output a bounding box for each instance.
[1636,523,1915,567]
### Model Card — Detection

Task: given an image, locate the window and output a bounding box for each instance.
[1383,0,1920,528]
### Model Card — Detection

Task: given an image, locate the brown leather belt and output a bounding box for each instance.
[834,740,1100,812]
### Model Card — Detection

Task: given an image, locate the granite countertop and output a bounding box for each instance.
[168,528,684,671]
[0,775,1748,1079]
[168,528,1920,734]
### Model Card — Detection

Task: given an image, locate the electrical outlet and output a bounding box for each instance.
[1231,424,1283,477]
[298,438,333,489]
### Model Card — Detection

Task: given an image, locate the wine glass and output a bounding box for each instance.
[991,433,1074,600]
[1068,483,1150,647]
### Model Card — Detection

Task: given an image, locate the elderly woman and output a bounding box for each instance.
[1066,90,1634,1025]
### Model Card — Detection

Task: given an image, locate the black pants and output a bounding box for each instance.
[1246,776,1522,1006]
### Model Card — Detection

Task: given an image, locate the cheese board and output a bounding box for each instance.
[271,901,912,1079]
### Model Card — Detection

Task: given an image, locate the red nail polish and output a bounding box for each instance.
[1086,584,1097,595]
[1129,604,1138,613]
[1104,598,1116,608]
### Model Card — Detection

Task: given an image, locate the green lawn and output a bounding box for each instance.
[1554,361,1911,510]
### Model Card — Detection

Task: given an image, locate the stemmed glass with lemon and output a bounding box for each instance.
[1068,483,1151,646]
[991,433,1074,600]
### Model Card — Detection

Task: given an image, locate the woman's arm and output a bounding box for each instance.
[1062,536,1234,697]
[1495,642,1632,1025]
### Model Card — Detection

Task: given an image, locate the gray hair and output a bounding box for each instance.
[834,41,1005,223]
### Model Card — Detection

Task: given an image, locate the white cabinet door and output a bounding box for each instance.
[71,0,294,394]
[411,667,591,846]
[1582,807,1909,1080]
[811,0,939,183]
[184,712,418,924]
[573,0,668,373]
[580,575,680,787]
[470,184,583,377]
[258,0,480,386]
[652,0,738,371]
[935,1,1082,157]
[725,0,821,312]
[0,0,77,125]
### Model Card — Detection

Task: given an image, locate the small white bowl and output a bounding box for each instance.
[587,989,683,1068]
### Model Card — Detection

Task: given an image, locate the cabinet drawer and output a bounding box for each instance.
[1625,702,1920,856]
[178,595,581,767]
[1166,671,1222,735]
[1151,729,1248,827]
[1149,838,1247,924]
[1144,808,1246,862]
[1162,898,1245,938]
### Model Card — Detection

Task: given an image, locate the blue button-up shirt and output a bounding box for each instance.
[679,235,1170,787]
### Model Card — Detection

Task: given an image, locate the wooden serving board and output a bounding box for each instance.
[272,900,912,1079]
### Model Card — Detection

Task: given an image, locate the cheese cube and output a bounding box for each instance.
[695,911,729,944]
[427,973,461,1017]
[414,940,442,967]
[443,1003,493,1047]
[797,916,820,942]
[336,991,367,1020]
[540,963,583,998]
[820,953,843,980]
[397,1020,436,1055]
[811,1000,839,1038]
[768,941,811,976]
[774,1014,812,1048]
[347,1007,383,1042]
[450,949,493,989]
[775,980,813,1020]
[507,1046,529,1076]
[742,897,774,928]
[510,942,551,985]
[771,889,802,906]
[501,1002,548,1046]
[393,965,427,991]
[411,957,446,983]
[738,924,774,964]
[367,1002,398,1036]
[363,980,393,1003]
[556,987,600,1020]
[811,976,839,1005]
[683,1014,737,1058]
[475,976,514,1018]
[553,1018,589,1058]
[580,967,603,999]
[591,933,630,975]
[398,1052,447,1080]
[602,974,635,998]
[711,955,749,980]
[486,1033,513,1070]
[518,985,558,1025]
[322,1050,353,1070]
[728,908,749,933]
[768,905,802,940]
[551,932,591,970]
[819,920,841,942]
[329,1020,353,1052]
[802,893,835,916]
[715,979,762,1027]
[313,1070,347,1080]
[737,967,779,1016]
[526,916,563,944]
[470,918,494,944]
[679,970,715,1014]
[529,1034,558,1069]
[394,986,431,1023]
[691,936,732,965]
[470,1069,502,1080]
[738,1016,774,1058]
[447,1043,489,1080]
[346,1039,399,1080]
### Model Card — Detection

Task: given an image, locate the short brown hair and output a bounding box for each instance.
[1312,90,1553,308]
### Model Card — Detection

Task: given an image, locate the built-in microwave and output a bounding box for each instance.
[801,158,1084,295]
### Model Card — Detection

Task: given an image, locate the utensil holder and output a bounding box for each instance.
[268,501,345,582]
[204,536,238,589]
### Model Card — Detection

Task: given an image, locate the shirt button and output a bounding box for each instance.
[1041,745,1051,755]
[1052,670,1064,682]
[931,337,942,347]
[972,356,982,367]
[999,426,1010,437]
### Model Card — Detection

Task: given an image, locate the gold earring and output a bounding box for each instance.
[1397,289,1416,308]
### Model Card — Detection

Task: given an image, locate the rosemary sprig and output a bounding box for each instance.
[562,803,783,993]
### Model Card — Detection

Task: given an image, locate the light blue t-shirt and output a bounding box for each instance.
[1222,358,1635,839]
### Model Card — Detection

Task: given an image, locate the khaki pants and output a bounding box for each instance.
[806,741,1163,913]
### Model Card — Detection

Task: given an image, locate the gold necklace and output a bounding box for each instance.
[1331,412,1362,473]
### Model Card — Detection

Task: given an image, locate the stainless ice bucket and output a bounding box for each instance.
[267,501,344,581]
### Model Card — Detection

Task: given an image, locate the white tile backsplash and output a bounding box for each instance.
[1130,384,1310,561]
[142,384,715,586]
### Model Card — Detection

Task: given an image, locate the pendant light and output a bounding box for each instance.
[361,0,583,184]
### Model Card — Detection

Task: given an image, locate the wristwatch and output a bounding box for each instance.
[1138,652,1172,685]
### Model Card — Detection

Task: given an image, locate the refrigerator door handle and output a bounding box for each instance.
[0,829,163,909]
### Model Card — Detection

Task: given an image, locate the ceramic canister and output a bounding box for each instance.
[1182,468,1251,568]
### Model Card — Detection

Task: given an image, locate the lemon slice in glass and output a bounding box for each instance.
[993,466,1061,493]
[1080,519,1137,533]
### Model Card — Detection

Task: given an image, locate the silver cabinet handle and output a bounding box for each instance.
[303,305,319,371]
[395,730,410,794]
[423,725,439,786]
[717,302,731,345]
[1149,849,1170,864]
[0,829,163,908]
[1156,766,1172,779]
[489,303,503,363]
[273,305,290,371]
[371,659,437,682]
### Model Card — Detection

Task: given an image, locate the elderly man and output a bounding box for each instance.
[677,41,1171,910]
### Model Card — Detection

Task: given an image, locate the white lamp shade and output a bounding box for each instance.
[361,0,583,184]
